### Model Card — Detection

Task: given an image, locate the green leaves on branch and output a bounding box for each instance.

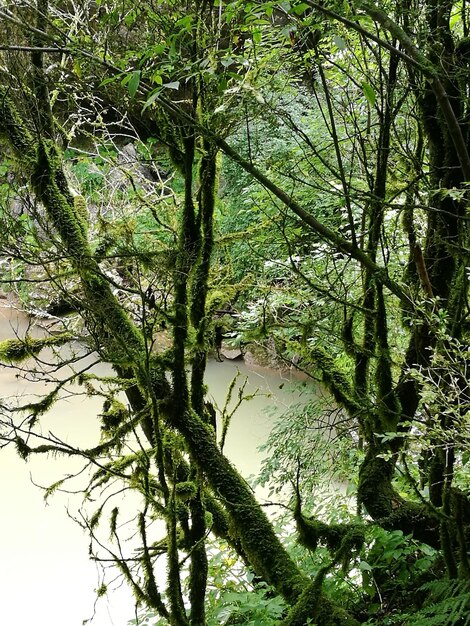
[126,70,141,98]
[361,81,376,106]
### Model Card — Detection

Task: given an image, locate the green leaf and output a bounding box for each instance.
[142,89,161,112]
[163,81,180,90]
[291,2,310,14]
[378,431,399,443]
[128,70,141,98]
[359,560,373,571]
[361,81,376,106]
[99,75,120,88]
[176,14,192,30]
[450,1,463,29]
[333,35,347,50]
[73,59,82,78]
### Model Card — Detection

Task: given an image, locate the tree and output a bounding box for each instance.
[1,0,470,624]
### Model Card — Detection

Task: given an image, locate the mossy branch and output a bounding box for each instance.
[310,345,362,417]
[374,283,401,430]
[0,332,73,363]
[138,512,170,619]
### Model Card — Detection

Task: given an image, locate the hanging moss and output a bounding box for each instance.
[138,512,170,620]
[15,436,31,461]
[89,504,104,531]
[100,398,129,435]
[114,556,147,606]
[109,506,119,538]
[22,387,60,422]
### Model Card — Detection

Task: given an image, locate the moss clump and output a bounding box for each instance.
[175,481,198,501]
[15,436,31,460]
[100,398,129,435]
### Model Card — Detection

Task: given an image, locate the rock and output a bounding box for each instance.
[220,346,243,360]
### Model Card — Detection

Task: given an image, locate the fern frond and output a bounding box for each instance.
[397,578,470,626]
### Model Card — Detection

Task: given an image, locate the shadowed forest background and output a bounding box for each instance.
[1,0,470,624]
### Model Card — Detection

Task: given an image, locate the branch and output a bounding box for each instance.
[0,45,68,52]
[304,0,470,182]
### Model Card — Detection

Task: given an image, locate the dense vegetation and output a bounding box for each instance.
[1,0,470,624]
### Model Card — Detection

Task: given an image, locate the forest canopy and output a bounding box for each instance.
[1,0,470,624]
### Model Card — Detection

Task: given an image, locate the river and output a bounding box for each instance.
[0,302,312,626]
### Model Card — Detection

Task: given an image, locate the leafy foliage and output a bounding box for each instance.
[1,0,470,624]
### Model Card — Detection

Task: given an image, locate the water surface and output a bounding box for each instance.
[0,303,310,626]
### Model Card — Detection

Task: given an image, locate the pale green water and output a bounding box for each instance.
[0,303,311,626]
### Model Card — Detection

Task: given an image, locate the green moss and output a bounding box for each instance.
[89,505,104,530]
[100,398,129,436]
[15,436,31,461]
[311,345,361,417]
[296,512,364,558]
[0,333,73,363]
[174,407,307,605]
[175,481,198,501]
[138,512,170,618]
[0,90,35,159]
[188,488,208,625]
[22,388,60,421]
[32,141,91,260]
[166,487,188,624]
[374,284,401,430]
[281,579,360,626]
[358,449,396,518]
[359,450,441,547]
[73,194,89,238]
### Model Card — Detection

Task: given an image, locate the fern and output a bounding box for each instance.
[396,579,470,626]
